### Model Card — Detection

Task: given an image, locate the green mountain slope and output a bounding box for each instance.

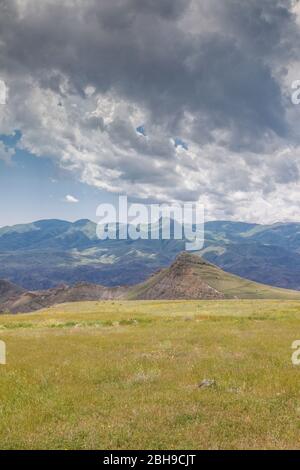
[129,252,300,300]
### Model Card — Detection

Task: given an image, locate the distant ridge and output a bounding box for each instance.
[0,280,25,303]
[1,218,300,291]
[0,281,128,314]
[129,252,300,301]
[1,253,300,313]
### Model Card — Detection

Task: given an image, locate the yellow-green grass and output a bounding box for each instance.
[1,300,300,449]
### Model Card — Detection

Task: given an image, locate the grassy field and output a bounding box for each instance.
[1,300,300,449]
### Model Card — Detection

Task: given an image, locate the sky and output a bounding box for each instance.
[0,0,300,227]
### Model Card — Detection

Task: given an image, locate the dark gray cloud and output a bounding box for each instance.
[0,0,296,145]
[0,0,300,222]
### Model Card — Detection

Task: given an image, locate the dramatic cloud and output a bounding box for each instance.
[0,79,7,105]
[0,0,300,222]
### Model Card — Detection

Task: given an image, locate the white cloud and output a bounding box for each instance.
[0,0,300,224]
[65,194,79,203]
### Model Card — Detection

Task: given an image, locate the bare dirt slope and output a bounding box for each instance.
[129,252,225,300]
[129,252,300,301]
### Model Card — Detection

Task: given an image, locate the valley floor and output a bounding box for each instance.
[1,300,300,449]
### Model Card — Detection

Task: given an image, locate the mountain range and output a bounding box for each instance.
[2,252,300,314]
[0,218,300,290]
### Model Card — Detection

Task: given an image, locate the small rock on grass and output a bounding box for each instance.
[198,379,216,389]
